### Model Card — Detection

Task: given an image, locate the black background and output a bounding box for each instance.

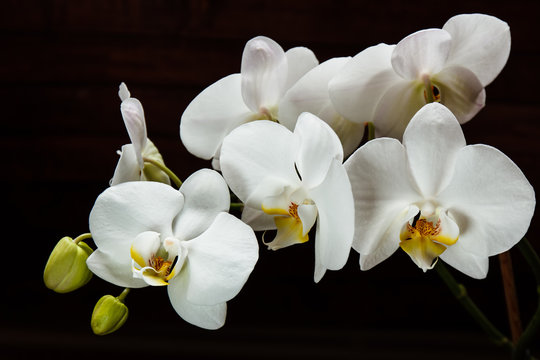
[3,1,540,359]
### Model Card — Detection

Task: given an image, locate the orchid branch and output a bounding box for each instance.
[435,261,513,351]
[499,251,523,343]
[73,233,92,245]
[514,238,540,360]
[142,157,183,188]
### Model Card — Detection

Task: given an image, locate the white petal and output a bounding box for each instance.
[241,36,287,112]
[440,242,489,279]
[360,210,418,270]
[294,112,344,189]
[279,57,364,156]
[438,144,535,257]
[89,181,184,254]
[359,206,418,270]
[329,44,400,124]
[433,65,485,124]
[443,14,510,86]
[246,176,294,210]
[309,160,354,280]
[183,212,258,305]
[391,29,452,80]
[241,206,276,231]
[120,97,147,169]
[284,46,319,90]
[86,250,147,288]
[220,120,299,203]
[298,203,318,237]
[168,268,227,330]
[371,79,425,139]
[344,138,421,255]
[110,144,142,186]
[173,169,230,241]
[280,57,350,129]
[180,74,254,160]
[130,231,161,267]
[118,82,131,101]
[403,103,466,198]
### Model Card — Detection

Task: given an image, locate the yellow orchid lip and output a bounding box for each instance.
[131,244,178,286]
[399,215,459,271]
[262,202,310,250]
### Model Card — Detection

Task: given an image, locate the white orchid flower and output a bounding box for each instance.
[220,112,354,282]
[110,82,170,185]
[278,57,365,156]
[329,13,510,139]
[345,103,535,278]
[180,36,318,168]
[87,169,259,329]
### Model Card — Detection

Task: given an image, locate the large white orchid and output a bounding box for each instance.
[180,36,318,168]
[110,83,169,185]
[345,103,535,278]
[329,13,510,139]
[87,169,259,329]
[220,112,354,282]
[278,57,365,156]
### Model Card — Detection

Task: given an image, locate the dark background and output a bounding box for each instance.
[3,1,539,359]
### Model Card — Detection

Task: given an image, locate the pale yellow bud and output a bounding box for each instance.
[43,236,93,293]
[91,294,129,335]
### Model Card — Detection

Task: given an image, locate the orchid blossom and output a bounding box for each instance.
[329,13,510,139]
[110,82,170,185]
[87,169,259,329]
[278,57,365,156]
[345,103,535,278]
[220,112,354,282]
[180,36,318,168]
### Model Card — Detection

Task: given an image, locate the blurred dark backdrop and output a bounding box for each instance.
[2,1,539,359]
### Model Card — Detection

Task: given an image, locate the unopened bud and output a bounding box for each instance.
[142,140,171,184]
[44,236,93,293]
[91,293,129,335]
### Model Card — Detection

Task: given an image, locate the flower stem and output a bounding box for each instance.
[73,233,92,245]
[498,251,523,343]
[513,238,540,359]
[435,261,513,351]
[230,202,244,211]
[143,157,182,188]
[117,288,131,303]
[365,122,375,141]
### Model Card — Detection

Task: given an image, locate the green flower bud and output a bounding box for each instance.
[142,140,171,185]
[43,236,93,293]
[91,294,129,335]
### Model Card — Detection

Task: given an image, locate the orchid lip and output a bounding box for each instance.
[399,208,459,272]
[130,234,185,286]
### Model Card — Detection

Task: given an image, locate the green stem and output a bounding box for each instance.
[230,202,244,211]
[143,157,182,188]
[366,122,375,141]
[435,261,513,351]
[514,238,540,359]
[117,288,130,303]
[73,233,92,244]
[517,238,540,283]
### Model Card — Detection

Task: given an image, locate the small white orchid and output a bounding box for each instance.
[87,169,259,329]
[220,112,354,282]
[180,36,318,168]
[329,13,510,139]
[345,103,535,278]
[278,57,365,156]
[110,82,169,185]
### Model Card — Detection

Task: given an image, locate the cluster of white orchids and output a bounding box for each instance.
[44,13,540,356]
